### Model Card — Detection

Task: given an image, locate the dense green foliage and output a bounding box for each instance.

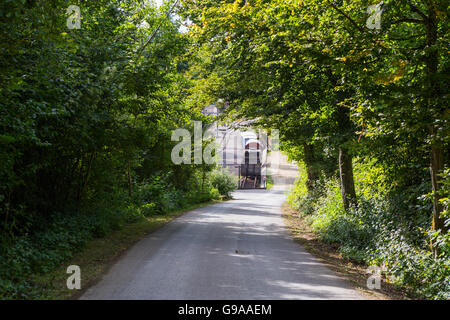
[0,0,233,299]
[210,168,238,198]
[289,161,449,299]
[0,0,448,300]
[0,174,223,299]
[182,0,449,299]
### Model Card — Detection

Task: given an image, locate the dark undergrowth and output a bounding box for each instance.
[0,169,236,299]
[288,161,450,300]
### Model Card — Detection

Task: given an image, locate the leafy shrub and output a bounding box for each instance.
[135,175,178,215]
[289,158,450,299]
[135,172,221,215]
[287,162,325,215]
[0,172,225,299]
[210,169,237,198]
[185,186,220,205]
[288,167,314,215]
[0,211,102,299]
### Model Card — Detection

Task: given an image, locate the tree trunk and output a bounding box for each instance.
[127,160,132,198]
[425,4,446,235]
[430,145,445,232]
[339,146,356,211]
[77,152,94,202]
[202,169,205,191]
[325,68,358,211]
[303,143,318,192]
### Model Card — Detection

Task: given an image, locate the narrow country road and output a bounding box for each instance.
[81,155,363,299]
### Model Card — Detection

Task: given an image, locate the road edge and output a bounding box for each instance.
[281,202,413,300]
[31,199,225,300]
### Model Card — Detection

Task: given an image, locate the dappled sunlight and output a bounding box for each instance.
[82,187,363,299]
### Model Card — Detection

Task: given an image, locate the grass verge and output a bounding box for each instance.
[30,200,222,300]
[282,203,414,300]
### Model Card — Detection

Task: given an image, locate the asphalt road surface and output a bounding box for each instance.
[81,188,363,299]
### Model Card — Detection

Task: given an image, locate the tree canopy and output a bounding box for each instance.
[0,0,448,299]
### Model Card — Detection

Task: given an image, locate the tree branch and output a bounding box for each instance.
[409,3,428,21]
[136,0,181,57]
[328,2,365,33]
[391,18,425,25]
[390,33,426,41]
